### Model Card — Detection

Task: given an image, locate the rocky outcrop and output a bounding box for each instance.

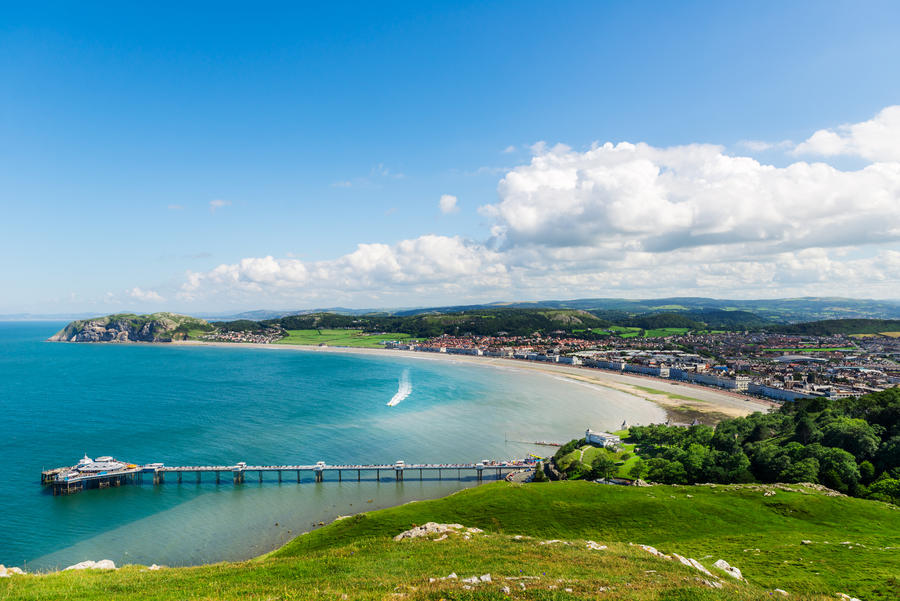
[63,559,117,571]
[48,313,210,343]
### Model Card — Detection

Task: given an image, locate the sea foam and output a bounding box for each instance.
[387,369,412,406]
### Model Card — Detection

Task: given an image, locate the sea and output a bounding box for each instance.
[0,321,665,571]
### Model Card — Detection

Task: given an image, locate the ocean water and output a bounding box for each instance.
[0,322,664,571]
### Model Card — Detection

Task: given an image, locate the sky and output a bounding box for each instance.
[2,1,900,314]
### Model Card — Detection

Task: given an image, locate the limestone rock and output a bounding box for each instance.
[393,522,481,541]
[63,559,117,571]
[713,559,744,580]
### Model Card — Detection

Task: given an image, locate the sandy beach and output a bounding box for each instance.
[174,340,775,422]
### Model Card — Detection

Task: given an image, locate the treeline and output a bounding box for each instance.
[625,388,900,503]
[211,309,897,340]
[765,319,900,336]
[216,309,614,338]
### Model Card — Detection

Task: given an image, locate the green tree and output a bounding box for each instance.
[531,462,548,482]
[628,459,646,480]
[592,454,618,481]
[821,418,880,460]
[779,457,819,483]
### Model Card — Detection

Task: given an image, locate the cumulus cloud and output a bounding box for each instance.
[439,194,459,214]
[179,235,508,303]
[481,140,900,253]
[172,106,900,305]
[127,287,165,302]
[209,199,231,213]
[794,105,900,162]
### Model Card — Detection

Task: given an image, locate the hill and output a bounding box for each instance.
[47,313,213,342]
[4,481,897,600]
[765,318,900,336]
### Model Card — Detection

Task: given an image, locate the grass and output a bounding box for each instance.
[5,482,896,600]
[275,329,417,348]
[643,327,690,338]
[880,331,900,338]
[633,385,704,402]
[555,440,641,480]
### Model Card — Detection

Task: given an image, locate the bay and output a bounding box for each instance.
[0,322,664,570]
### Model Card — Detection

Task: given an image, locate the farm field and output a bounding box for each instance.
[276,329,417,348]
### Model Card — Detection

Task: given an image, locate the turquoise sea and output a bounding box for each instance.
[0,322,664,571]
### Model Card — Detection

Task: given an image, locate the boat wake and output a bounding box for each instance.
[386,370,412,406]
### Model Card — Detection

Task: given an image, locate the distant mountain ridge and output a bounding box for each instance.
[202,297,900,323]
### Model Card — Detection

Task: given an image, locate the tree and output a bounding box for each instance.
[629,459,646,480]
[867,477,900,503]
[531,462,548,482]
[821,418,880,460]
[794,416,822,445]
[779,457,819,483]
[592,454,618,481]
[646,458,687,484]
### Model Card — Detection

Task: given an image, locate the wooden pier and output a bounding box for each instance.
[42,459,532,495]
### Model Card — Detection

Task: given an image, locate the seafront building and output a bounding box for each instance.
[384,330,899,403]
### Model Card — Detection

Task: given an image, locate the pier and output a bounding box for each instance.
[41,456,533,495]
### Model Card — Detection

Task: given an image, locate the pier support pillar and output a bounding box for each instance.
[278,471,282,483]
[177,472,182,484]
[376,470,380,482]
[419,468,423,481]
[395,469,403,482]
[476,467,483,482]
[338,470,342,482]
[315,471,323,483]
[196,472,201,484]
[216,472,220,484]
[357,469,360,481]
[259,471,263,484]
[233,470,244,485]
[297,470,301,483]
[438,469,441,481]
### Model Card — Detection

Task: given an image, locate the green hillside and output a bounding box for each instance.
[5,482,897,600]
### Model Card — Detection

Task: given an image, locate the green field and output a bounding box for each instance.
[643,327,690,337]
[5,482,897,600]
[633,385,704,402]
[275,329,417,348]
[762,347,855,352]
[556,440,640,480]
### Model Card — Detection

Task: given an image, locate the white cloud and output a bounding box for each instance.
[737,139,793,152]
[209,199,231,213]
[502,145,517,154]
[179,235,508,304]
[439,194,459,214]
[793,105,900,162]
[127,287,165,302]
[172,106,900,306]
[481,140,900,253]
[331,180,353,188]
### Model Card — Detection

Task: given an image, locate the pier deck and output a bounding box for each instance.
[42,459,532,494]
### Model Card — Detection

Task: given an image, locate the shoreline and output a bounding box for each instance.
[171,340,774,421]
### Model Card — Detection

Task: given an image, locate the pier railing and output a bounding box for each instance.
[42,460,533,495]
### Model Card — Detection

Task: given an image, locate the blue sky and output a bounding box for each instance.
[2,1,900,313]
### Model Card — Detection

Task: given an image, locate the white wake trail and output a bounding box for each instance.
[386,369,412,406]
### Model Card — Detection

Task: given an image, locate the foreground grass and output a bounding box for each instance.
[4,482,897,600]
[276,329,416,348]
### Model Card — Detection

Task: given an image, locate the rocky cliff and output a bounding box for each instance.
[48,313,212,342]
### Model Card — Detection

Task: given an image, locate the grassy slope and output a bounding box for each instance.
[275,329,416,348]
[5,482,896,601]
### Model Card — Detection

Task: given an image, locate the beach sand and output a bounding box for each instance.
[174,341,774,422]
